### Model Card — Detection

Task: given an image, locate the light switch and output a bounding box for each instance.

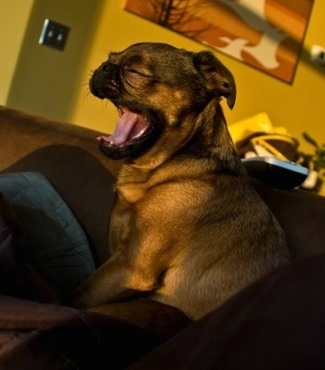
[39,19,70,51]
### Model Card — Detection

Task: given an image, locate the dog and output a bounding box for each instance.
[72,42,291,321]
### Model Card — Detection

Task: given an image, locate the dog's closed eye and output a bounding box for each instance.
[124,67,151,78]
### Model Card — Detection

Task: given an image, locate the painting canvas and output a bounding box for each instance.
[123,0,314,83]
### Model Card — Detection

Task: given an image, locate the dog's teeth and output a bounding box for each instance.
[132,127,146,139]
[97,136,113,145]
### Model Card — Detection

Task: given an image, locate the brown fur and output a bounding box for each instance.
[72,43,291,321]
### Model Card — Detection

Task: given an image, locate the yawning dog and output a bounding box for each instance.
[73,42,291,321]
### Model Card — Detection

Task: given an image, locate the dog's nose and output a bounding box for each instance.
[99,61,116,75]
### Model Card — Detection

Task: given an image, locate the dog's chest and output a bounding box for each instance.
[109,195,135,252]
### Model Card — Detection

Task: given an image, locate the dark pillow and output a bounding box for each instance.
[0,191,35,298]
[0,172,96,297]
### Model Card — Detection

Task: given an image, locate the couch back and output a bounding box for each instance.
[1,105,325,265]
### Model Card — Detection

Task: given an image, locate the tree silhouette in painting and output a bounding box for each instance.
[147,0,211,38]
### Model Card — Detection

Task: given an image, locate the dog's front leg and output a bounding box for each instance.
[70,253,156,308]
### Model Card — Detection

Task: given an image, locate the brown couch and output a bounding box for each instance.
[1,105,325,369]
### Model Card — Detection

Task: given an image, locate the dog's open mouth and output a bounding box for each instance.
[97,106,158,160]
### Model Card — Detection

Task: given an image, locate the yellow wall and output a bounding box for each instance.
[2,1,324,152]
[70,0,325,152]
[5,0,104,122]
[0,0,34,104]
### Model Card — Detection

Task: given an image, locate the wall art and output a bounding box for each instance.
[124,0,314,83]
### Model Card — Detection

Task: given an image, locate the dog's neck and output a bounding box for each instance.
[116,100,245,202]
[179,100,243,174]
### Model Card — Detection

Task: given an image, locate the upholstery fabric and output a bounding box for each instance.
[0,191,35,299]
[129,254,325,370]
[1,145,116,264]
[0,295,165,370]
[2,105,325,369]
[0,172,95,293]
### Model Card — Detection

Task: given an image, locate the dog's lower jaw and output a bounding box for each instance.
[98,106,166,161]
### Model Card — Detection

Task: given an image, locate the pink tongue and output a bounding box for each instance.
[98,111,141,146]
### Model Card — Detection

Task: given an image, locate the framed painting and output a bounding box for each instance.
[123,0,314,83]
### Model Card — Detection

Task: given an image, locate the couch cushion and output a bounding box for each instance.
[0,172,96,295]
[0,295,165,370]
[0,190,36,299]
[1,144,117,264]
[129,254,325,370]
[252,180,325,259]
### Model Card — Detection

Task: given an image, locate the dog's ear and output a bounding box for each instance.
[193,51,236,109]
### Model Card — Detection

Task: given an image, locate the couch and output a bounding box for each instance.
[1,105,325,369]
